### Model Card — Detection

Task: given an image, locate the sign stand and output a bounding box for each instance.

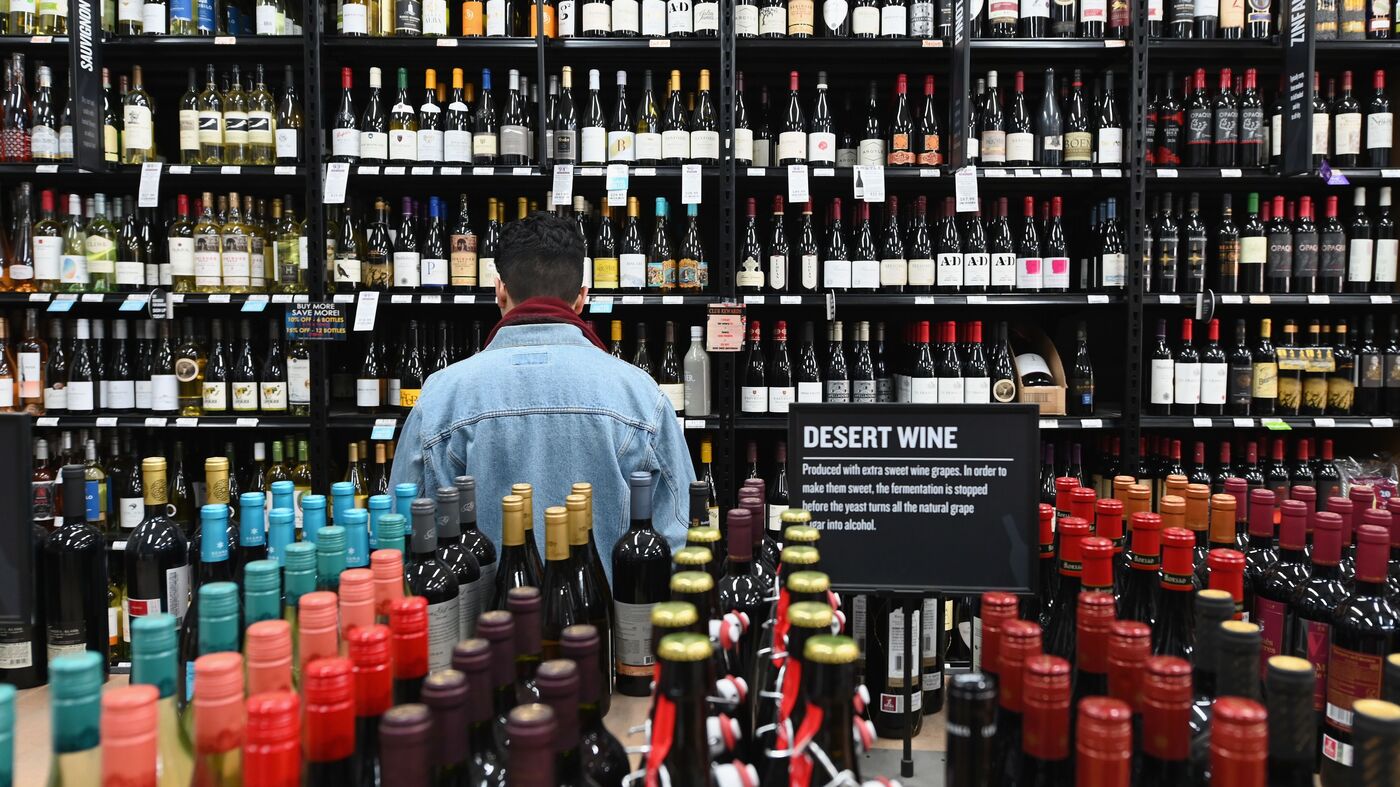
[898,594,915,778]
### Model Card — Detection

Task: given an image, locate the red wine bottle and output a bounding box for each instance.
[1152,527,1198,658]
[1138,655,1193,787]
[992,621,1043,785]
[1289,510,1349,770]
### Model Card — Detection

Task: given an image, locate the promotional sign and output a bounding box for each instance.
[788,403,1038,594]
[68,0,105,172]
[286,303,348,341]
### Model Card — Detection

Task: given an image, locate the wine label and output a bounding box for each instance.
[788,0,814,32]
[908,258,935,287]
[231,379,258,411]
[421,257,448,287]
[759,3,787,33]
[1006,132,1034,164]
[741,385,767,413]
[737,255,765,289]
[636,132,662,163]
[965,377,991,404]
[1016,256,1042,290]
[614,600,657,676]
[936,252,963,288]
[937,377,965,404]
[202,381,228,411]
[1097,127,1123,164]
[1294,230,1320,278]
[852,259,879,289]
[808,131,836,164]
[417,127,445,162]
[851,4,879,32]
[1368,113,1394,150]
[989,253,1016,288]
[620,253,647,290]
[768,253,787,290]
[857,138,886,166]
[341,1,368,31]
[389,127,418,161]
[1200,362,1228,405]
[1335,112,1362,155]
[1320,231,1346,282]
[825,379,851,403]
[668,0,693,30]
[66,380,94,412]
[691,130,720,160]
[1063,130,1093,163]
[910,376,937,403]
[1101,252,1125,288]
[1150,358,1174,404]
[1173,361,1201,405]
[879,3,906,34]
[661,129,690,161]
[853,379,877,403]
[361,131,388,161]
[1251,361,1278,398]
[769,386,795,413]
[1292,619,1331,711]
[823,259,852,290]
[426,597,459,671]
[880,258,908,287]
[735,1,759,32]
[777,131,806,163]
[1313,113,1331,155]
[108,380,135,410]
[393,251,422,288]
[580,126,607,164]
[963,252,990,287]
[1377,239,1399,282]
[607,130,636,161]
[797,381,823,403]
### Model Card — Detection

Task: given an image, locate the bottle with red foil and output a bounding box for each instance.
[1210,698,1268,787]
[243,692,301,787]
[560,625,628,787]
[349,624,394,787]
[1222,477,1249,548]
[1019,655,1072,787]
[245,619,293,696]
[1028,503,1056,624]
[1257,500,1313,666]
[1265,654,1318,787]
[1320,524,1400,785]
[371,548,407,624]
[1071,590,1115,705]
[533,659,595,787]
[1207,548,1247,620]
[1242,488,1278,619]
[1120,512,1162,626]
[451,637,508,785]
[1386,497,1400,601]
[1138,655,1192,786]
[1106,621,1151,717]
[379,704,434,787]
[1075,697,1132,787]
[1043,517,1090,660]
[1151,527,1198,658]
[475,609,519,737]
[1287,509,1349,772]
[192,652,246,785]
[974,591,1019,676]
[1328,494,1358,584]
[390,596,431,705]
[304,657,355,784]
[100,685,160,787]
[422,668,472,782]
[1094,498,1126,595]
[298,591,340,680]
[992,620,1042,785]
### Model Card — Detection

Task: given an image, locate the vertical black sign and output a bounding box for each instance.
[1281,0,1313,176]
[788,403,1039,594]
[0,414,34,624]
[68,0,104,173]
[948,0,969,168]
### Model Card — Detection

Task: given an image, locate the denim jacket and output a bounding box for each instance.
[388,322,695,583]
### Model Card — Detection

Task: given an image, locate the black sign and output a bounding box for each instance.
[1281,0,1313,176]
[285,303,348,341]
[788,403,1039,594]
[68,0,104,172]
[0,415,34,625]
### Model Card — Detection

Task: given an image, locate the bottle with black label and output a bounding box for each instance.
[1318,195,1347,294]
[1186,69,1212,167]
[1239,67,1266,167]
[990,322,1017,404]
[1228,319,1254,416]
[1293,196,1320,294]
[824,322,851,403]
[1182,192,1208,293]
[1266,195,1293,294]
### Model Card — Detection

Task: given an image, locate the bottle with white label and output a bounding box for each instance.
[407,498,461,671]
[612,472,672,695]
[740,319,768,413]
[1149,319,1175,415]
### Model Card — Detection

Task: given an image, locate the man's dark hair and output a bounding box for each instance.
[497,211,586,301]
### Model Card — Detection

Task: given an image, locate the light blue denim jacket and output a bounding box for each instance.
[388,322,694,583]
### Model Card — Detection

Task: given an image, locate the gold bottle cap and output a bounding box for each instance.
[686,527,721,544]
[651,601,698,629]
[784,525,820,544]
[657,632,712,663]
[779,509,812,526]
[788,601,834,630]
[670,571,714,595]
[780,546,820,567]
[786,571,830,595]
[804,635,859,666]
[673,546,713,567]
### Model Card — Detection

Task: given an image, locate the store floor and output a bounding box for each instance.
[13,677,948,784]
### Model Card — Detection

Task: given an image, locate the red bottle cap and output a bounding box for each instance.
[245,692,301,787]
[978,592,1020,678]
[193,653,245,757]
[1160,527,1196,589]
[1349,484,1375,539]
[1039,504,1056,553]
[1075,590,1116,675]
[1210,698,1268,787]
[339,568,376,639]
[1095,499,1124,544]
[347,624,394,718]
[1022,655,1072,761]
[1207,549,1246,617]
[1140,655,1192,761]
[246,620,293,696]
[1057,518,1091,577]
[1247,489,1276,537]
[303,658,355,763]
[1311,512,1343,566]
[1080,537,1115,592]
[1328,495,1356,547]
[1129,512,1162,568]
[727,508,754,561]
[1354,524,1391,584]
[1075,697,1133,787]
[101,685,159,787]
[1388,498,1400,547]
[1225,478,1249,522]
[1070,487,1098,523]
[997,620,1043,713]
[389,596,429,680]
[1278,500,1309,551]
[1055,477,1081,513]
[476,610,516,688]
[1106,621,1152,712]
[371,550,405,619]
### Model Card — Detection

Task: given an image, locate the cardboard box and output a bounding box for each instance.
[1011,326,1067,416]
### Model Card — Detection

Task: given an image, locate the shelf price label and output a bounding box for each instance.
[787,164,810,203]
[954,166,978,212]
[138,162,162,207]
[852,165,884,202]
[552,164,574,206]
[605,163,629,205]
[681,164,703,204]
[324,162,351,204]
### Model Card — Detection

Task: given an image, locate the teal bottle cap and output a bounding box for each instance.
[130,613,178,699]
[240,491,266,508]
[378,513,406,542]
[244,559,281,593]
[341,508,368,526]
[50,652,102,754]
[318,525,348,552]
[51,651,102,699]
[199,581,240,619]
[198,582,241,655]
[271,480,295,494]
[201,503,228,521]
[395,483,418,499]
[284,542,318,602]
[331,482,354,497]
[0,683,14,730]
[269,508,294,527]
[368,495,392,511]
[284,541,316,572]
[302,494,327,511]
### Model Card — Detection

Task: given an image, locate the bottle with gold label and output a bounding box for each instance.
[449,194,478,289]
[592,196,619,290]
[1328,319,1355,416]
[477,198,500,290]
[1276,319,1302,416]
[219,193,252,294]
[174,317,207,417]
[193,193,223,293]
[101,69,120,163]
[1250,317,1278,416]
[1301,320,1329,416]
[398,320,426,411]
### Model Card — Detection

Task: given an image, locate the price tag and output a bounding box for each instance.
[453,294,475,304]
[1383,170,1400,179]
[1313,417,1335,428]
[634,167,656,177]
[662,295,683,305]
[915,296,936,304]
[1371,417,1395,428]
[743,295,765,304]
[1220,168,1242,178]
[853,165,885,202]
[1014,168,1035,178]
[36,417,59,427]
[552,163,574,206]
[420,294,441,304]
[95,417,118,427]
[1102,169,1123,178]
[921,38,942,46]
[681,164,703,204]
[1262,418,1291,431]
[220,166,241,175]
[81,293,104,302]
[29,293,51,302]
[1040,168,1063,177]
[1233,417,1254,427]
[580,167,604,177]
[30,35,53,42]
[1370,295,1394,304]
[605,163,630,205]
[472,167,495,176]
[1158,294,1181,304]
[271,294,292,303]
[1308,294,1330,304]
[1104,38,1127,46]
[35,164,58,173]
[357,166,380,175]
[649,38,671,46]
[966,294,988,303]
[984,168,1007,177]
[1156,168,1178,178]
[780,295,802,304]
[814,168,835,178]
[333,294,355,303]
[119,297,146,312]
[371,419,398,441]
[138,162,162,207]
[954,166,978,212]
[1080,419,1103,429]
[294,295,309,302]
[274,166,296,175]
[214,35,236,44]
[1069,168,1091,178]
[512,167,533,176]
[436,36,458,45]
[111,541,126,552]
[747,167,766,178]
[684,419,707,429]
[169,165,192,174]
[241,299,268,312]
[1221,294,1243,304]
[236,417,260,427]
[787,164,810,203]
[621,295,643,304]
[589,295,614,313]
[169,294,185,303]
[144,417,168,427]
[353,291,381,331]
[208,294,231,303]
[1087,294,1110,304]
[1193,417,1212,428]
[919,168,941,177]
[391,294,413,304]
[47,298,75,312]
[1039,419,1059,429]
[323,162,350,205]
[383,166,406,175]
[1249,294,1271,304]
[440,166,462,176]
[410,166,432,175]
[176,417,198,427]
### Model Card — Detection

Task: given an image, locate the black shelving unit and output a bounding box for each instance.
[5,0,1399,506]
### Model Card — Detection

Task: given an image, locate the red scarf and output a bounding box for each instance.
[484,296,607,351]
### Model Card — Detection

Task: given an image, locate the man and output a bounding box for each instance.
[388,211,694,582]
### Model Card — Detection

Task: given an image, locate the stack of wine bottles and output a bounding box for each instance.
[1309,69,1394,169]
[734,317,1095,413]
[735,192,1125,293]
[1146,314,1400,417]
[333,0,725,37]
[1313,0,1398,39]
[1145,67,1273,169]
[5,313,312,417]
[1139,0,1276,38]
[7,184,310,294]
[970,68,1123,168]
[0,0,304,34]
[1146,189,1397,294]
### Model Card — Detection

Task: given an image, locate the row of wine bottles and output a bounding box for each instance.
[735,193,1123,293]
[0,0,302,35]
[969,68,1122,168]
[0,57,305,166]
[1146,315,1400,418]
[7,185,310,293]
[335,0,724,37]
[1147,189,1398,294]
[8,312,312,416]
[733,317,1095,412]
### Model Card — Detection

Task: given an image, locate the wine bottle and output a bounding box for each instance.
[611,471,671,696]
